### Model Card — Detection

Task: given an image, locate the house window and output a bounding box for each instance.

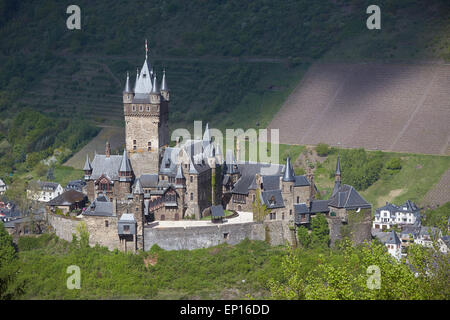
[123,225,130,232]
[190,193,193,201]
[133,146,137,151]
[146,106,150,111]
[190,176,193,183]
[105,220,109,227]
[223,232,229,240]
[139,105,143,111]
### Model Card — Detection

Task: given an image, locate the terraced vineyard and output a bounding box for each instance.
[18,54,307,134]
[268,63,450,155]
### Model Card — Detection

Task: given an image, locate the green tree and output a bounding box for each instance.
[0,223,23,299]
[315,143,330,157]
[310,214,329,248]
[296,226,311,248]
[252,188,270,222]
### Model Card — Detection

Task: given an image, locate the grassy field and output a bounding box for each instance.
[311,149,450,209]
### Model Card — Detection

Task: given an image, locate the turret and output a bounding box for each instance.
[123,72,133,103]
[175,164,186,187]
[282,157,295,182]
[161,69,170,101]
[83,154,92,180]
[134,68,139,92]
[150,73,161,104]
[331,155,341,197]
[119,150,133,182]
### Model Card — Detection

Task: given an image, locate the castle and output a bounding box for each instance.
[48,46,372,252]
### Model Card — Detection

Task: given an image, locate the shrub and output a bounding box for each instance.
[386,157,402,170]
[316,143,330,157]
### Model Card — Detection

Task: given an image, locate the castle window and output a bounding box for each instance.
[105,220,109,227]
[133,146,136,150]
[297,196,299,203]
[282,212,285,220]
[132,105,136,111]
[290,209,292,216]
[190,176,193,183]
[133,140,136,145]
[123,225,130,232]
[139,105,143,111]
[147,106,150,111]
[190,193,193,201]
[290,186,292,192]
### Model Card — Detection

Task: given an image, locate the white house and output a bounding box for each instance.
[373,200,421,230]
[27,180,63,202]
[0,179,7,195]
[382,230,402,261]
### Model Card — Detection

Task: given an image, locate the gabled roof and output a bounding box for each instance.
[140,174,159,188]
[119,213,136,222]
[47,189,86,206]
[231,175,255,195]
[328,184,371,209]
[310,200,330,213]
[91,154,123,181]
[261,190,284,209]
[37,181,61,191]
[375,202,399,215]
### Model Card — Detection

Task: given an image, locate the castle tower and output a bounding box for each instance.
[281,157,295,217]
[83,154,92,180]
[118,149,133,196]
[124,42,169,176]
[331,155,341,197]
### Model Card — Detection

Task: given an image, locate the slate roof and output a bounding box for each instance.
[90,154,123,181]
[83,155,92,171]
[119,213,136,222]
[211,205,225,218]
[133,178,144,194]
[294,203,309,214]
[262,175,280,191]
[134,58,152,94]
[119,150,132,172]
[47,190,86,206]
[37,181,60,191]
[310,200,330,213]
[140,174,159,188]
[384,231,401,245]
[282,157,295,182]
[123,72,131,93]
[294,175,310,187]
[261,190,284,209]
[84,198,113,216]
[161,69,169,91]
[231,175,255,195]
[328,184,371,209]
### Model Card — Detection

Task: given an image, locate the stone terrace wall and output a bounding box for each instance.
[144,220,295,251]
[47,213,80,242]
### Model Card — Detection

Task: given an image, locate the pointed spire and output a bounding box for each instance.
[161,69,169,91]
[133,178,144,194]
[336,154,341,176]
[176,164,185,180]
[151,73,160,94]
[83,154,92,171]
[282,157,295,182]
[123,71,131,93]
[105,141,111,158]
[119,149,132,173]
[135,59,152,94]
[203,123,211,143]
[134,68,139,92]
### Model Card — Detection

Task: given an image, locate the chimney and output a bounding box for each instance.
[105,141,111,158]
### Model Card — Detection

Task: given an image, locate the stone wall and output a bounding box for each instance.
[47,213,80,242]
[143,220,295,251]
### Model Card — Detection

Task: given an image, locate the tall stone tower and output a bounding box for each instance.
[123,42,170,176]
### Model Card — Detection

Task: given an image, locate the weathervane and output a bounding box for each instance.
[145,39,148,60]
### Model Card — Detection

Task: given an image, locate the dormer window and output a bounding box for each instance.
[165,158,171,168]
[269,196,276,205]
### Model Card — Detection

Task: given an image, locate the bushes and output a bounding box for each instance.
[316,143,330,157]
